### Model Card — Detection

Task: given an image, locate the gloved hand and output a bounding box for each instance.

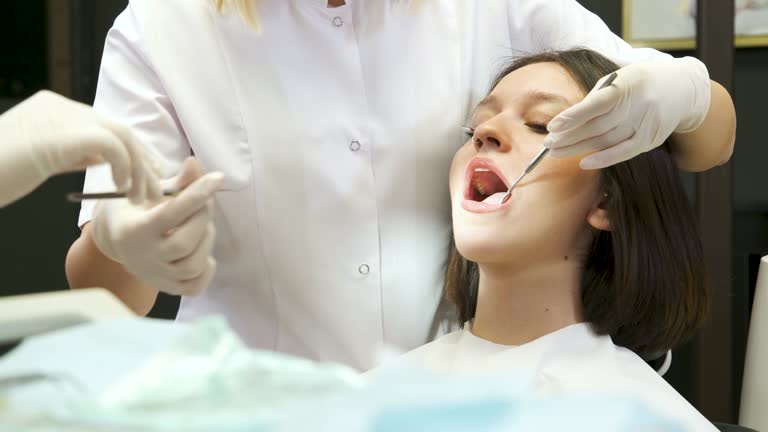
[543,57,711,169]
[91,157,223,296]
[0,90,161,207]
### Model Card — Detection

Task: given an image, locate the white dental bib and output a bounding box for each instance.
[394,323,718,432]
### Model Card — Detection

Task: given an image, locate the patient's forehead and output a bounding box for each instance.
[490,62,585,107]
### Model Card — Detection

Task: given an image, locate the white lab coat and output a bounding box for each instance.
[80,0,669,370]
[395,323,718,432]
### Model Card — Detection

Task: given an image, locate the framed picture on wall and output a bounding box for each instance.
[623,0,768,50]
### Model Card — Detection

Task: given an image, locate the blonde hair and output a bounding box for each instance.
[215,0,423,31]
[215,0,260,30]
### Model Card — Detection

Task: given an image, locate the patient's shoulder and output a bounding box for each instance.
[533,336,716,430]
[402,330,464,359]
[379,330,464,373]
[586,345,717,431]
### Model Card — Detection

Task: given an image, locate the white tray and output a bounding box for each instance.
[0,288,135,344]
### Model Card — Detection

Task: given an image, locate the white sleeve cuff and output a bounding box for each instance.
[676,56,712,134]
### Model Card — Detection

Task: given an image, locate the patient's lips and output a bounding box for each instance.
[463,158,512,213]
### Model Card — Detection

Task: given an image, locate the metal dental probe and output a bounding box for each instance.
[67,189,180,202]
[499,71,618,205]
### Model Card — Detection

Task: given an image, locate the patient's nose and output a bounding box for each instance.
[473,121,512,154]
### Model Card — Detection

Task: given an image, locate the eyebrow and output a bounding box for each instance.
[521,90,571,107]
[473,90,572,117]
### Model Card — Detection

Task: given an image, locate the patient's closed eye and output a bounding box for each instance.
[463,123,548,139]
[526,123,549,135]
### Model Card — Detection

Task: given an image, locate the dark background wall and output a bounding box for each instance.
[1,0,765,424]
[0,1,83,298]
[0,0,181,317]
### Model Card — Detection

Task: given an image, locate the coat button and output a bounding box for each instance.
[350,140,361,152]
[332,16,344,27]
[359,264,370,275]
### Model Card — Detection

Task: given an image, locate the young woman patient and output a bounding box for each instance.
[399,49,716,431]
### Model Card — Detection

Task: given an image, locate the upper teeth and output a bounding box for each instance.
[474,168,490,172]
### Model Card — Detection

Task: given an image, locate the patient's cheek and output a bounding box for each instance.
[536,156,600,199]
[549,154,585,175]
[527,154,588,185]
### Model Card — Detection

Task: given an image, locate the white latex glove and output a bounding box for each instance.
[0,90,161,207]
[543,57,711,169]
[91,157,223,296]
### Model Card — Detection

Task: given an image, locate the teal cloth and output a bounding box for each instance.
[0,317,684,432]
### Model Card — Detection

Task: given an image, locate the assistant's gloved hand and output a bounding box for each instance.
[91,157,223,297]
[543,57,711,169]
[0,90,161,207]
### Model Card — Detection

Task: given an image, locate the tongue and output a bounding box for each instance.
[482,192,506,205]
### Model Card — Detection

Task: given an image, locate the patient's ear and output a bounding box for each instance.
[587,191,612,231]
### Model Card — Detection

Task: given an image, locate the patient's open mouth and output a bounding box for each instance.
[470,169,508,204]
[465,159,510,207]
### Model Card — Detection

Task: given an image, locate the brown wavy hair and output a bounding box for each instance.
[445,49,709,359]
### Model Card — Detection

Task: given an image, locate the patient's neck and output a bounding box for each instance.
[470,257,584,346]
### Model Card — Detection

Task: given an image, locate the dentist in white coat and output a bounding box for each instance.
[66,0,737,371]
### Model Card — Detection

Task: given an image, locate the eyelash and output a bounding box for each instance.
[461,123,549,139]
[526,122,549,135]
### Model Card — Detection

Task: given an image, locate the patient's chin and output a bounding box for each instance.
[453,223,555,266]
[454,235,514,264]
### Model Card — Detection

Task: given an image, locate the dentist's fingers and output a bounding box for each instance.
[549,124,635,159]
[74,127,133,191]
[172,157,206,190]
[98,115,162,204]
[148,172,223,233]
[158,206,213,261]
[547,81,621,134]
[545,110,627,152]
[176,257,217,297]
[579,138,642,170]
[168,225,216,281]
